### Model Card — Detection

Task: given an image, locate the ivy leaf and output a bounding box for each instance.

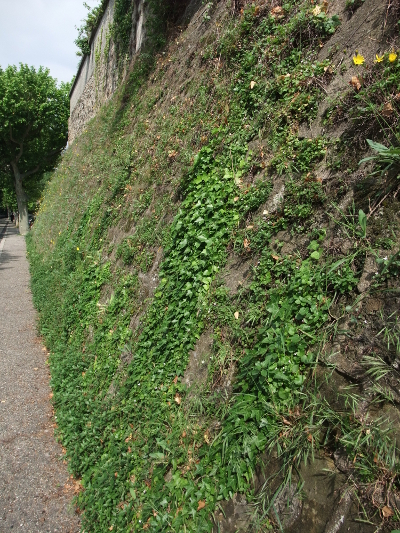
[149,452,165,460]
[310,251,320,260]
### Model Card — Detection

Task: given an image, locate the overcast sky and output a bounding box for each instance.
[0,0,99,84]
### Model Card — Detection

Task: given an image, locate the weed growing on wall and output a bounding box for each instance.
[29,0,400,530]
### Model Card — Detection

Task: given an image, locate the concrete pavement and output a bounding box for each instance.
[0,220,80,533]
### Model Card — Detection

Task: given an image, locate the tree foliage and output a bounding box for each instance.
[74,1,107,56]
[0,64,70,233]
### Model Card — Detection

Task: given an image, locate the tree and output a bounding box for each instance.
[0,64,70,235]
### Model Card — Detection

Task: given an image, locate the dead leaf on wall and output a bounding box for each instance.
[174,393,181,405]
[270,6,283,17]
[349,76,362,91]
[382,102,394,117]
[197,500,206,511]
[382,505,393,517]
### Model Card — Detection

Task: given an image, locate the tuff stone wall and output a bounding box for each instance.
[69,0,146,143]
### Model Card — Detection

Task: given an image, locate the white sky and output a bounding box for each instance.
[0,0,99,84]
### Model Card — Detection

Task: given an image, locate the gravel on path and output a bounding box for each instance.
[0,220,80,533]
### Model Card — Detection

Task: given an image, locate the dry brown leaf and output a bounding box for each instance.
[270,6,283,17]
[173,376,179,384]
[243,238,250,249]
[382,102,394,117]
[282,418,292,426]
[394,93,400,101]
[73,480,83,494]
[272,254,280,261]
[307,434,313,442]
[382,505,394,517]
[349,76,362,91]
[197,500,206,511]
[246,225,254,229]
[174,393,181,405]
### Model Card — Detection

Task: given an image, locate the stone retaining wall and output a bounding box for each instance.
[69,0,146,143]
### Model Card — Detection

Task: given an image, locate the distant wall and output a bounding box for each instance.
[69,0,146,143]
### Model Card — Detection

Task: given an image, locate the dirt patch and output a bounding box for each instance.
[220,254,255,294]
[183,329,213,390]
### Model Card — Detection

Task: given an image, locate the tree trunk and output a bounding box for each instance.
[11,163,29,236]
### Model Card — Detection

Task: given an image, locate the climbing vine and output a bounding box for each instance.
[31,0,400,531]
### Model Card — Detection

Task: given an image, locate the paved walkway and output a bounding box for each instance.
[0,220,80,533]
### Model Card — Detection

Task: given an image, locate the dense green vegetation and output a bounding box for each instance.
[0,65,70,233]
[29,0,400,531]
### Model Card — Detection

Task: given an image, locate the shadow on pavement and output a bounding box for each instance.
[0,223,25,271]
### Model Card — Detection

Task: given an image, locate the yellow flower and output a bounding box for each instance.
[375,54,384,63]
[353,53,365,65]
[77,247,79,251]
[389,52,398,63]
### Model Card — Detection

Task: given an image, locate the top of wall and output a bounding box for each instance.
[69,0,115,114]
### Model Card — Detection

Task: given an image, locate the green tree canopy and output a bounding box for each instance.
[0,64,70,234]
